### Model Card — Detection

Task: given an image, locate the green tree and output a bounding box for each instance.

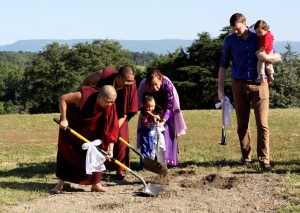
[187,32,223,73]
[149,47,189,79]
[0,56,31,113]
[218,26,232,40]
[269,43,300,108]
[131,51,160,66]
[147,33,225,109]
[22,40,136,113]
[0,51,35,112]
[22,43,72,113]
[65,39,133,79]
[0,51,35,67]
[173,66,217,109]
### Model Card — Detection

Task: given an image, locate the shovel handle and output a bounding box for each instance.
[119,137,130,146]
[53,118,127,170]
[54,118,90,143]
[52,118,156,194]
[119,137,143,159]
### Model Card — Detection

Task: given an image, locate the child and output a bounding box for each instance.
[139,93,165,168]
[254,20,275,84]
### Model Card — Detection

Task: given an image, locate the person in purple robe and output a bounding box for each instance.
[137,69,186,166]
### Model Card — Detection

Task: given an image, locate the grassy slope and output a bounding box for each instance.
[0,110,299,210]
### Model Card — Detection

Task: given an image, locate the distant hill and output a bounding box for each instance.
[0,39,299,55]
[0,39,193,55]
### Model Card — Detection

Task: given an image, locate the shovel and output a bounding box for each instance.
[53,118,165,196]
[119,137,168,176]
[219,101,227,145]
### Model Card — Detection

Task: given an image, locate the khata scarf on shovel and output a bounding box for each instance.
[82,139,106,175]
[215,96,234,127]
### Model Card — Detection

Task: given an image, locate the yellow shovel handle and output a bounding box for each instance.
[69,129,90,143]
[119,137,131,147]
[53,118,127,170]
[69,129,127,170]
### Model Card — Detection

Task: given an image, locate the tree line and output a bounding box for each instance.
[0,29,300,114]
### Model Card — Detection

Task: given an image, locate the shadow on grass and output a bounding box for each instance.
[0,181,55,192]
[0,162,55,178]
[0,181,84,193]
[177,159,300,174]
[0,161,148,189]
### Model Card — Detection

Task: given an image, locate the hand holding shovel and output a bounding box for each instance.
[53,118,165,196]
[119,137,168,176]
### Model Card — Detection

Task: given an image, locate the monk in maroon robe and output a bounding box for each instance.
[51,85,119,194]
[82,65,138,179]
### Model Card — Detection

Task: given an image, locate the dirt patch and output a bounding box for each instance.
[3,168,291,213]
[93,202,125,211]
[180,173,243,189]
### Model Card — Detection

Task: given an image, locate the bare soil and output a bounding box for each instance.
[3,167,290,213]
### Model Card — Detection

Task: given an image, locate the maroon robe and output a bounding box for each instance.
[96,67,138,171]
[55,86,119,184]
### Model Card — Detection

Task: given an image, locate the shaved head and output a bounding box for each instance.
[118,65,134,77]
[99,85,117,99]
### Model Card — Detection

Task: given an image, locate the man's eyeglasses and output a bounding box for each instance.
[123,78,134,85]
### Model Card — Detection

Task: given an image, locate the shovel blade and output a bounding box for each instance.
[143,157,168,176]
[220,135,226,145]
[142,183,165,196]
[219,127,227,145]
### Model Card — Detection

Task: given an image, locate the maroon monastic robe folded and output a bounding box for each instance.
[55,86,119,184]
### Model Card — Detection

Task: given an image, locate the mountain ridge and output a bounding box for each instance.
[0,39,299,55]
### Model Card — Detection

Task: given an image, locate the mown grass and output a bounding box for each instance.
[0,110,299,211]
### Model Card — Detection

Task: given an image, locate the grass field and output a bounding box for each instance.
[0,109,299,211]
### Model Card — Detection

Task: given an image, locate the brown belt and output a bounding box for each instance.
[233,79,257,84]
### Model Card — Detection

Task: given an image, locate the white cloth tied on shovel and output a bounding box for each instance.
[150,125,166,163]
[215,96,234,127]
[82,139,106,175]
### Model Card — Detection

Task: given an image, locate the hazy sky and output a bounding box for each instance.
[1,0,299,45]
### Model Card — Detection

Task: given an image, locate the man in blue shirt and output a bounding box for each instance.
[217,13,281,171]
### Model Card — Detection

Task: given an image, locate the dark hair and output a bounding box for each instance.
[118,65,134,77]
[254,20,270,31]
[146,68,163,82]
[142,93,155,105]
[229,13,246,26]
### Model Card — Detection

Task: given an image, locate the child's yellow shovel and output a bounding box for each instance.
[119,137,167,176]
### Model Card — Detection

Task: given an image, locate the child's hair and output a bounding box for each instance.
[142,93,155,105]
[254,20,270,31]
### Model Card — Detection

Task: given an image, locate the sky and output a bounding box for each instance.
[1,0,299,45]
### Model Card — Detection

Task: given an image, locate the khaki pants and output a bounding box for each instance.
[232,80,270,165]
[257,60,274,75]
[257,52,274,76]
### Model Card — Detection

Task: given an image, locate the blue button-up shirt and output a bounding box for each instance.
[220,30,259,81]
